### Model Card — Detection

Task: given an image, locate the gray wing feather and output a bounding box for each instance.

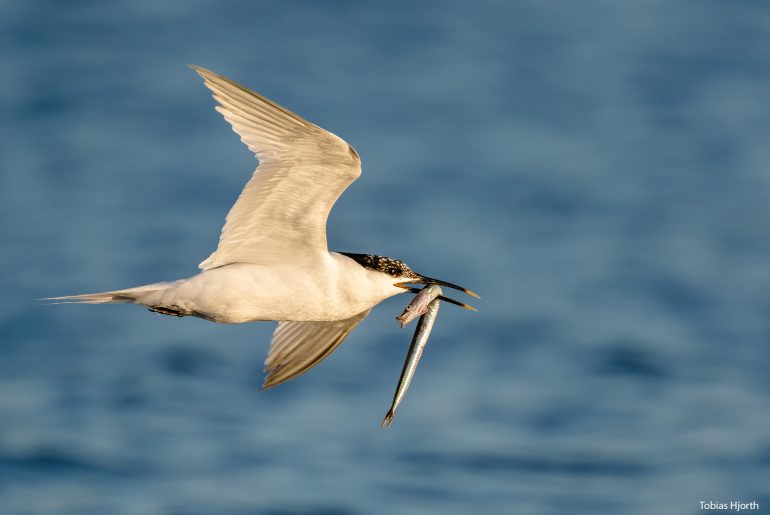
[191,66,361,269]
[262,309,371,389]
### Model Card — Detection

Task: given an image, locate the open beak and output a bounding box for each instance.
[416,275,480,299]
[395,275,479,311]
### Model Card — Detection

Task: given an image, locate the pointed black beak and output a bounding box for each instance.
[395,274,479,311]
[416,275,480,299]
[402,274,480,299]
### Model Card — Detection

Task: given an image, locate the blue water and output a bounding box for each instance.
[2,1,770,514]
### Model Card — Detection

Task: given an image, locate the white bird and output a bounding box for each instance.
[49,66,477,389]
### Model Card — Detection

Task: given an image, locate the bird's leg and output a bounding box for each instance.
[148,306,186,317]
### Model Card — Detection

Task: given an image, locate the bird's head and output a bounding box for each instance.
[340,253,479,310]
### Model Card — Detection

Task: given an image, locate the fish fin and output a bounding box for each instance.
[381,409,396,428]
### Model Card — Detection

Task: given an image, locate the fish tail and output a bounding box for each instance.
[381,409,396,428]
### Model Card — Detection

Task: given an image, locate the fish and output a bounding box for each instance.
[396,284,442,327]
[382,295,441,428]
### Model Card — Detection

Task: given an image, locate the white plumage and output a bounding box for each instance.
[48,66,476,388]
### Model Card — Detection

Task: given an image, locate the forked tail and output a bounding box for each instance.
[42,282,173,305]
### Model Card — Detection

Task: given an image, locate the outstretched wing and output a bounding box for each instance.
[192,66,362,269]
[262,309,371,389]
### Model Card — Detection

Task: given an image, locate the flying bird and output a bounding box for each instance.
[49,66,477,389]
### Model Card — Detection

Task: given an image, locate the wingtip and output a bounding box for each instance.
[189,64,214,80]
[260,376,278,391]
[190,64,208,78]
[260,369,294,391]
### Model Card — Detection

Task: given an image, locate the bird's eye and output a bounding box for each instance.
[388,266,400,276]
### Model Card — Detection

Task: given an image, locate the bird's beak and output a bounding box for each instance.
[404,275,480,299]
[395,275,479,311]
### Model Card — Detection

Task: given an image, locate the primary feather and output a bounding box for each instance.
[191,66,361,268]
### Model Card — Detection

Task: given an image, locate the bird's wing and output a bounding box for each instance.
[192,66,362,269]
[262,309,371,389]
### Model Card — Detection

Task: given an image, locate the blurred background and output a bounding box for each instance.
[2,1,770,514]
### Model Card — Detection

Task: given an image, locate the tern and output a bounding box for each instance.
[49,66,478,389]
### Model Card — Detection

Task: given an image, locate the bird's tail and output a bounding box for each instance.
[42,282,173,305]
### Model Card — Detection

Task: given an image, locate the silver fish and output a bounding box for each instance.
[396,284,442,327]
[382,296,441,428]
